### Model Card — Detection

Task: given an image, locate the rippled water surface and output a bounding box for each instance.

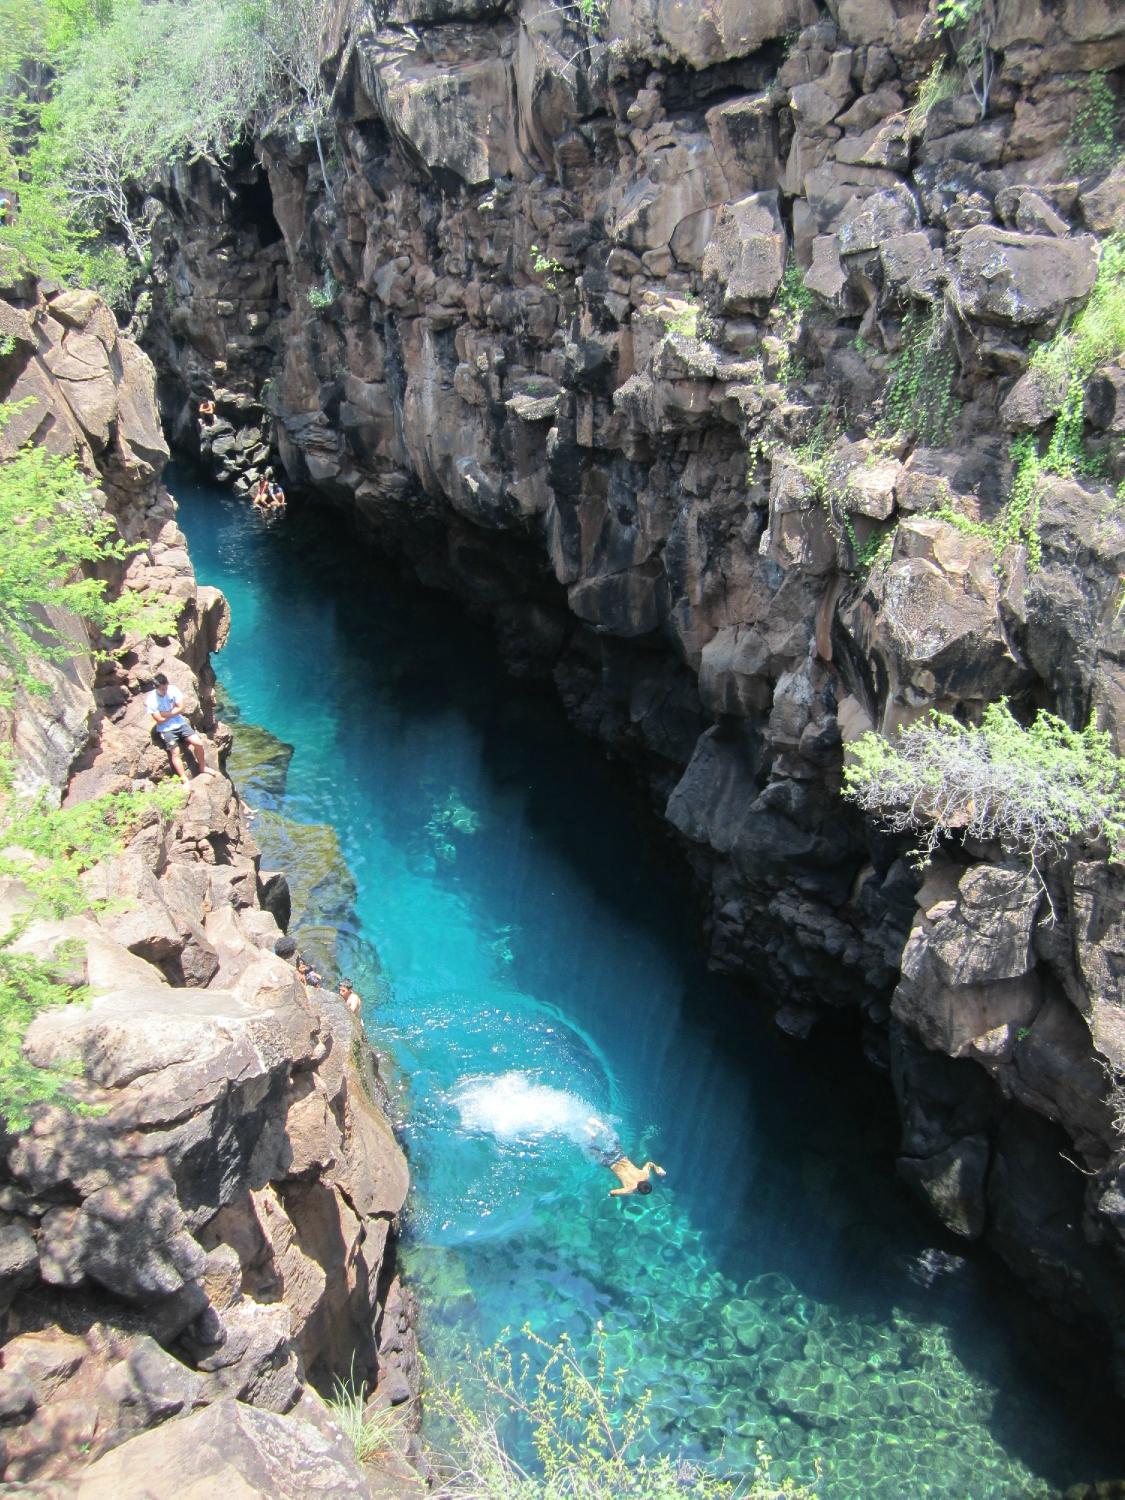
[175,466,1123,1497]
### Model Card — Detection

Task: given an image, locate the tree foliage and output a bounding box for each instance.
[0,402,177,705]
[843,701,1125,881]
[0,0,334,296]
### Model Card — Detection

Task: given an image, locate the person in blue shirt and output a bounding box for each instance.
[145,672,208,783]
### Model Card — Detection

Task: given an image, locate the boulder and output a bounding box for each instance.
[952,227,1099,327]
[702,191,787,310]
[70,1398,371,1499]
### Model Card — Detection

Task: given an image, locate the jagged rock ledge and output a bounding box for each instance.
[0,279,418,1496]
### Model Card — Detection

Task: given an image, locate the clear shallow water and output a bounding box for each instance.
[174,466,1124,1498]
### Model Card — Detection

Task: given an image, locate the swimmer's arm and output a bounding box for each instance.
[643,1161,666,1176]
[609,1185,632,1196]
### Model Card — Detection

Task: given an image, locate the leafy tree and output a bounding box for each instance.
[0,402,178,704]
[0,0,335,293]
[843,700,1125,887]
[250,0,336,206]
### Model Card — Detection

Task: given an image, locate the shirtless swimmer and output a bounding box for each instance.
[585,1117,666,1198]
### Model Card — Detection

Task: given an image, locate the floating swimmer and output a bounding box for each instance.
[585,1116,665,1198]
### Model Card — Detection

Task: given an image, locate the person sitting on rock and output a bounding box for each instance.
[266,477,286,512]
[198,397,216,426]
[585,1116,666,1198]
[296,956,323,989]
[146,671,208,783]
[338,978,362,1016]
[251,473,270,507]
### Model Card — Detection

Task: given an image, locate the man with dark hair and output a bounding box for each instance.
[338,978,361,1015]
[296,956,323,989]
[146,672,207,783]
[585,1117,666,1198]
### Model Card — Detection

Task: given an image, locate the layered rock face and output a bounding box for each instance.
[142,0,1125,1389]
[0,280,414,1492]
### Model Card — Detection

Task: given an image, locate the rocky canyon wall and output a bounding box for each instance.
[139,0,1125,1391]
[0,276,416,1495]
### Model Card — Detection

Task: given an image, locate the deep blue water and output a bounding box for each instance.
[175,465,1123,1498]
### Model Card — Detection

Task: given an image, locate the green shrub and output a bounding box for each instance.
[0,777,185,1129]
[0,0,336,290]
[0,403,178,705]
[426,1324,820,1499]
[982,233,1125,567]
[530,244,565,292]
[843,700,1125,881]
[307,268,338,310]
[1067,71,1118,177]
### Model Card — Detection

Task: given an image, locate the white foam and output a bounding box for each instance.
[451,1070,605,1147]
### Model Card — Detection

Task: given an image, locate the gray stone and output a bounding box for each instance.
[952,227,1099,327]
[71,1398,371,1499]
[702,191,787,311]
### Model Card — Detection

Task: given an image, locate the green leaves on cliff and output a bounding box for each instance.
[1027,232,1125,444]
[880,301,960,447]
[998,233,1125,563]
[843,700,1125,878]
[0,776,185,1130]
[0,403,177,705]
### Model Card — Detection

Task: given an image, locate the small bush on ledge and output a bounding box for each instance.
[843,700,1125,883]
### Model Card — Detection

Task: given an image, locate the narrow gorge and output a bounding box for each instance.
[0,0,1124,1492]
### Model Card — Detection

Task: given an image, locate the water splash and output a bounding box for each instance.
[451,1070,607,1150]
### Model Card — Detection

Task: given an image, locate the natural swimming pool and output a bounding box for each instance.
[175,464,1123,1498]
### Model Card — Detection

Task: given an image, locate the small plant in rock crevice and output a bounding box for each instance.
[530,244,566,291]
[327,1366,403,1466]
[1067,71,1119,177]
[307,267,338,310]
[770,254,814,383]
[658,295,699,339]
[908,57,959,137]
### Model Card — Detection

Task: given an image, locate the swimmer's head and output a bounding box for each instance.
[637,1179,653,1196]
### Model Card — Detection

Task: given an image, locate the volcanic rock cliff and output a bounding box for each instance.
[0,278,416,1495]
[139,0,1125,1399]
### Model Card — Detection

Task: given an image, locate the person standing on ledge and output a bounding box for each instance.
[146,672,208,783]
[338,978,362,1016]
[585,1117,666,1197]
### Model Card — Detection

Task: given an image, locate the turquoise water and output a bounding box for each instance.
[175,466,1123,1498]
